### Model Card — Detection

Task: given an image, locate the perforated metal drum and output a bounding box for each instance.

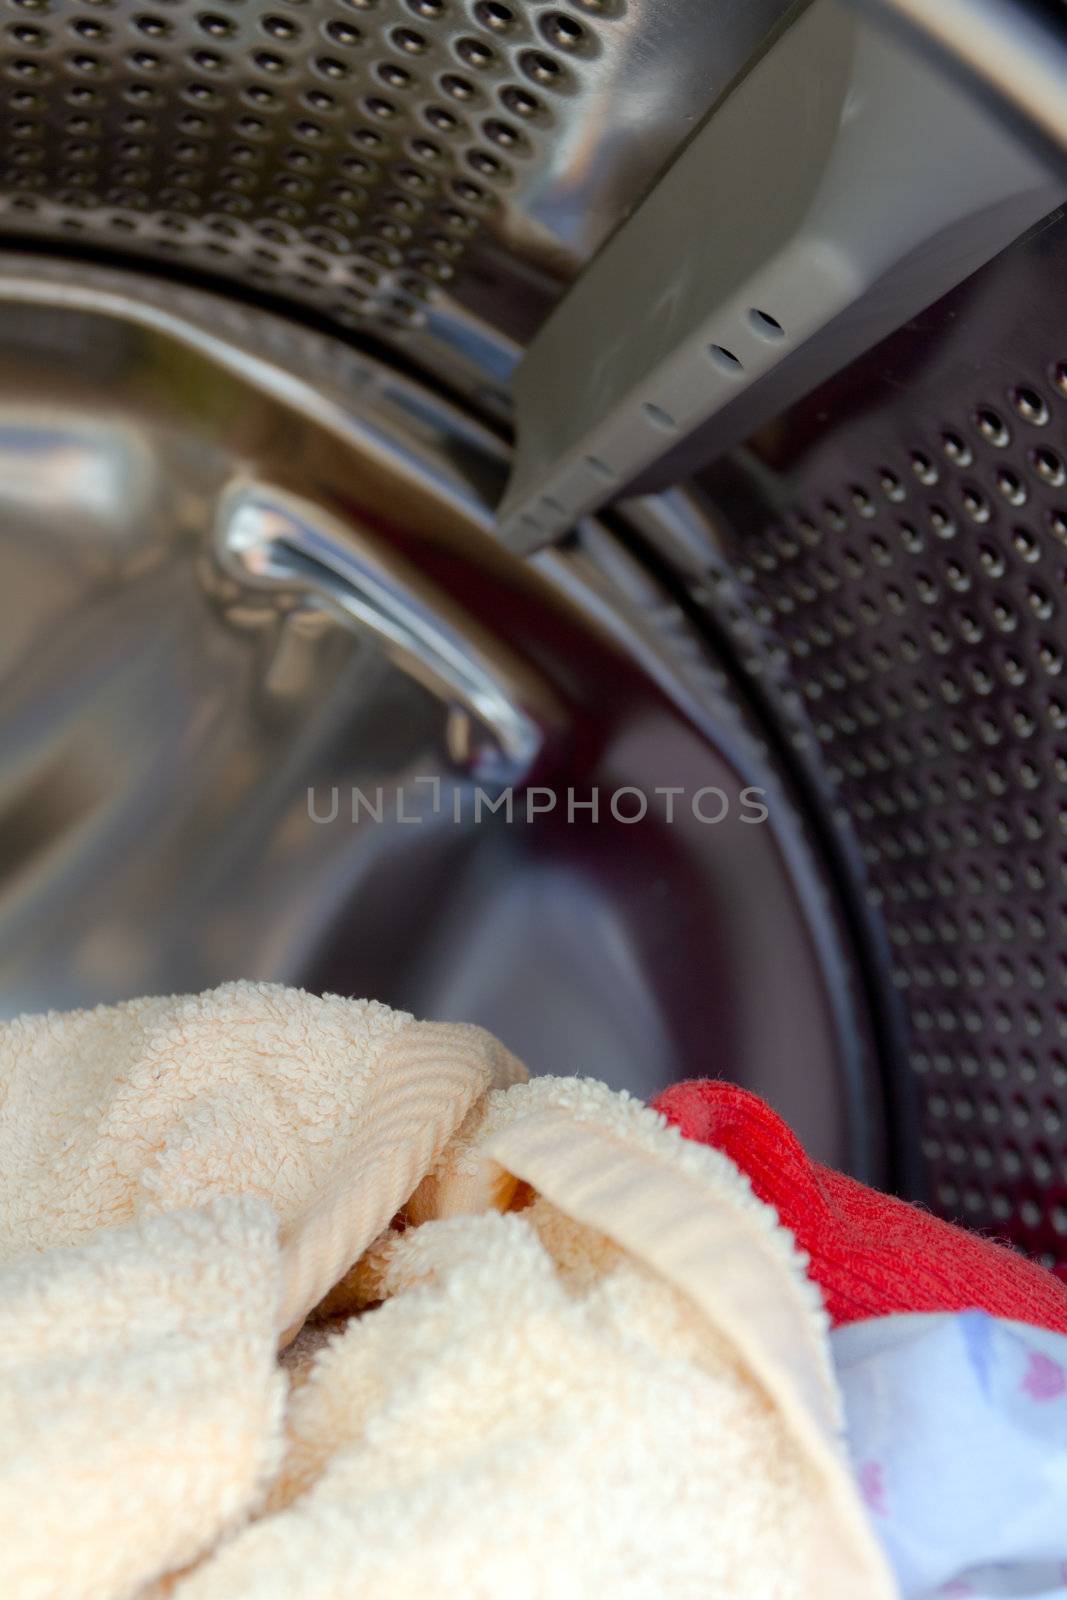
[0,0,792,405]
[687,210,1067,1261]
[5,0,1067,1252]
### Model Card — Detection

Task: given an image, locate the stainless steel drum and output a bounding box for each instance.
[6,0,1067,1246]
[0,256,885,1179]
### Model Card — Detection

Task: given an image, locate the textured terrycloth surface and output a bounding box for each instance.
[654,1079,1067,1335]
[0,982,525,1338]
[0,985,897,1600]
[0,1198,286,1600]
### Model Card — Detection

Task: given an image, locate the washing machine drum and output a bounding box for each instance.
[2,0,1067,1268]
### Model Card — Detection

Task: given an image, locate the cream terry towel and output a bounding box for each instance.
[0,982,897,1600]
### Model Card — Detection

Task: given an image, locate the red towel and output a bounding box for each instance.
[653,1079,1067,1335]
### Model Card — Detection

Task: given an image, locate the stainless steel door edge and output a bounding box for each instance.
[536,502,892,1179]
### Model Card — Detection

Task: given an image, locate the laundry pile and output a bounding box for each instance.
[1,983,1065,1599]
[656,1080,1067,1600]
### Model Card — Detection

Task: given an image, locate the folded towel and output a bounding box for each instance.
[654,1078,1067,1334]
[0,983,896,1600]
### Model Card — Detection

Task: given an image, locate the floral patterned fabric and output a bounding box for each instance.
[834,1312,1067,1599]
